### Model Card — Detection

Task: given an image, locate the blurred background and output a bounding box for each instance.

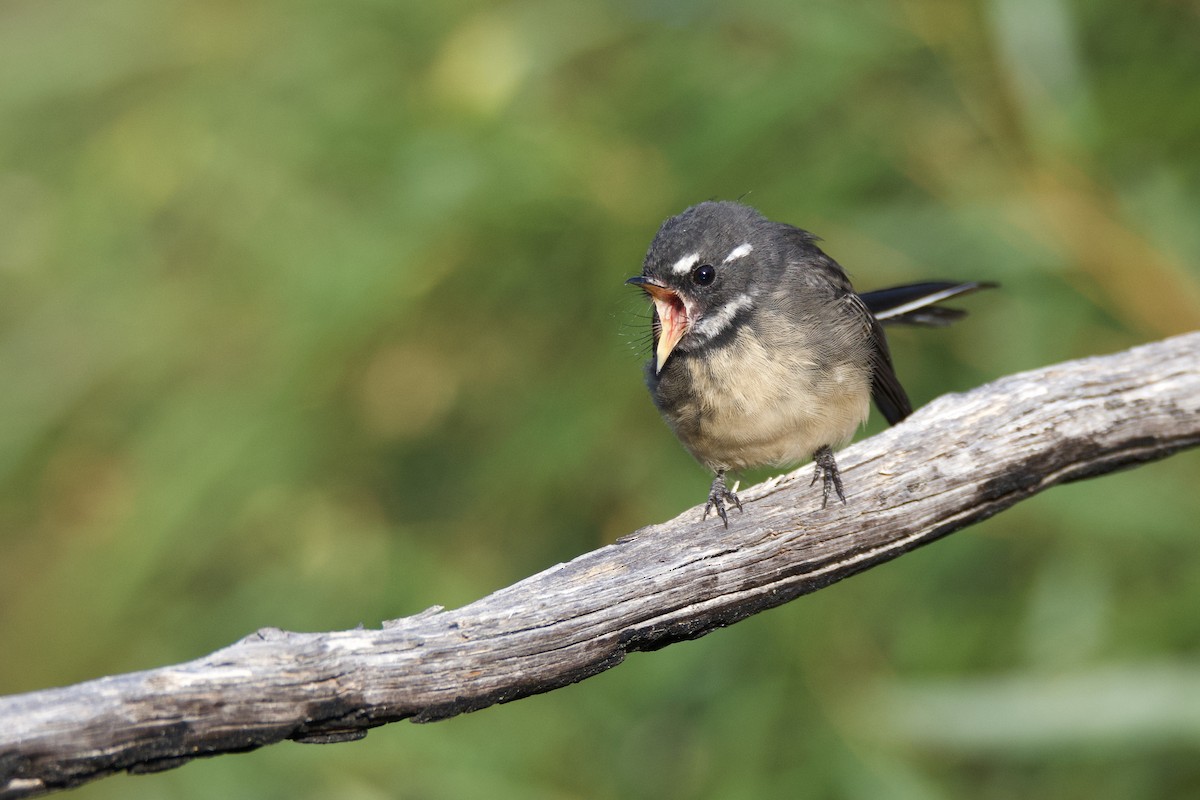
[2,0,1199,797]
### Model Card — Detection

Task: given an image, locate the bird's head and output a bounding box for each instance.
[626,201,799,374]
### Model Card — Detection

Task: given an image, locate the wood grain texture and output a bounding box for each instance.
[3,331,1199,799]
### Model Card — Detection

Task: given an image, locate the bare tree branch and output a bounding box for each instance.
[2,332,1198,799]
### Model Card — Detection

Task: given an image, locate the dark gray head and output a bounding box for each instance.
[627,201,837,374]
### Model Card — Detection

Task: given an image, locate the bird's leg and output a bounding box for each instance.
[703,469,743,527]
[809,445,846,508]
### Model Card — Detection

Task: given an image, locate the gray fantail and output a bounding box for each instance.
[627,201,994,525]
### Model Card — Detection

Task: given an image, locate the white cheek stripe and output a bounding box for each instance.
[694,294,753,339]
[671,252,701,274]
[723,242,753,263]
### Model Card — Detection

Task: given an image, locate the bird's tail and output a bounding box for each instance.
[861,281,997,327]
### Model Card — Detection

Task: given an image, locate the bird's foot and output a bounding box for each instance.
[703,470,743,527]
[809,445,846,509]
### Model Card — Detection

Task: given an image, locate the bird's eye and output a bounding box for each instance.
[691,264,716,286]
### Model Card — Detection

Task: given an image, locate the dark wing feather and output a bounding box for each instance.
[847,293,912,426]
[786,231,914,426]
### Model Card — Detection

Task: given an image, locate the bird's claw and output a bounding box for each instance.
[810,445,846,509]
[703,471,743,527]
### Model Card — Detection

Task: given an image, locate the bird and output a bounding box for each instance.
[626,201,994,526]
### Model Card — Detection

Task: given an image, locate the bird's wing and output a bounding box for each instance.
[780,231,914,426]
[847,292,912,426]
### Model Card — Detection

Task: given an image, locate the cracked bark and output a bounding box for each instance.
[2,331,1198,799]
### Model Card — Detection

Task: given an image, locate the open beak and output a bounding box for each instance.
[626,275,689,374]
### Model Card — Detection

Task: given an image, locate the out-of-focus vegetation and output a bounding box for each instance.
[2,0,1199,797]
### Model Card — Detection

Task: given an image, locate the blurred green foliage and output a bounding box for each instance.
[2,0,1199,797]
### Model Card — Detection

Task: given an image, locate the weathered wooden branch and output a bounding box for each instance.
[2,332,1198,798]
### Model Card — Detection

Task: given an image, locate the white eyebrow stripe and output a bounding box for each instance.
[723,242,753,263]
[671,252,701,274]
[694,294,753,339]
